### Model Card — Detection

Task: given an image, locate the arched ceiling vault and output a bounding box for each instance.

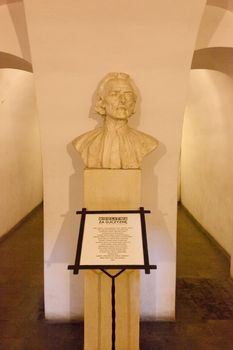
[192,0,233,77]
[207,0,233,12]
[196,1,233,50]
[0,51,32,72]
[192,47,233,78]
[0,0,31,63]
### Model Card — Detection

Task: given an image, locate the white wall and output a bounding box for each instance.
[181,69,233,256]
[23,0,205,320]
[0,69,43,238]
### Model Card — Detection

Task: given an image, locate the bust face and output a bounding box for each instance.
[103,79,136,120]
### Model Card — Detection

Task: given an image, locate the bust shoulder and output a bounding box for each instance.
[73,127,103,152]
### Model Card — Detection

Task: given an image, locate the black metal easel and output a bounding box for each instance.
[68,207,157,350]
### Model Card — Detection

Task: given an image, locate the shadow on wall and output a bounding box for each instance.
[141,142,171,262]
[140,142,176,319]
[47,143,85,319]
[47,143,85,265]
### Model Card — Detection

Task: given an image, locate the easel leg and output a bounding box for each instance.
[84,269,140,350]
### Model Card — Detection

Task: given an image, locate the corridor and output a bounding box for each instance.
[0,204,233,349]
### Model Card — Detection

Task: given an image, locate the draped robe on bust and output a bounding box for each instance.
[73,120,158,169]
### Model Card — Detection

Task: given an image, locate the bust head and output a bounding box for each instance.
[95,72,137,120]
[73,72,159,169]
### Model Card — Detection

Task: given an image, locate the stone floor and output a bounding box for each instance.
[0,204,233,349]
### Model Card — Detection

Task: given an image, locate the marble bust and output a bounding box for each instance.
[73,72,158,169]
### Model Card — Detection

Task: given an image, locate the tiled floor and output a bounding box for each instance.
[0,204,233,349]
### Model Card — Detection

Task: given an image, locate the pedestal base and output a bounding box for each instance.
[84,169,141,210]
[84,169,141,350]
[84,270,139,350]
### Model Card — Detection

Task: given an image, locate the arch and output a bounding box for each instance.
[0,68,43,239]
[0,51,32,72]
[181,44,233,275]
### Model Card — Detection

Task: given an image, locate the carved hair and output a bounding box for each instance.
[95,72,137,116]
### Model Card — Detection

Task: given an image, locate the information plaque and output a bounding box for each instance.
[68,207,156,274]
[81,213,144,266]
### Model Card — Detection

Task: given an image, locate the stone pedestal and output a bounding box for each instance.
[84,169,141,350]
